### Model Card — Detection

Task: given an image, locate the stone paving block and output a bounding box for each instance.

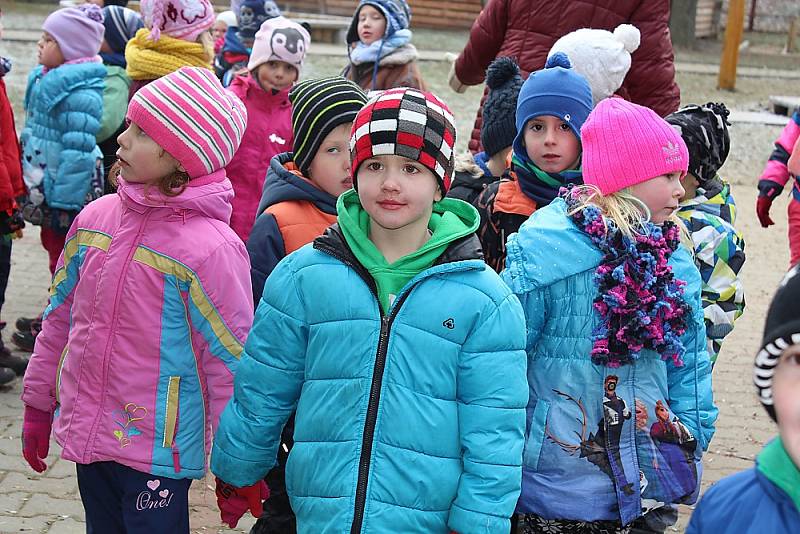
[18,494,84,520]
[43,516,85,534]
[44,457,75,480]
[0,472,78,498]
[0,491,28,516]
[0,449,32,473]
[0,514,51,533]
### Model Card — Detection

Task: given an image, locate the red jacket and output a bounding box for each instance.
[0,77,25,213]
[455,0,680,153]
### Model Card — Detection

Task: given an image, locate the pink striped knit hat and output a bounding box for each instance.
[581,97,689,195]
[127,67,248,178]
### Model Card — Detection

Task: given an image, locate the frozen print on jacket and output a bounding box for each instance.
[545,376,699,514]
[112,403,148,448]
[643,400,698,502]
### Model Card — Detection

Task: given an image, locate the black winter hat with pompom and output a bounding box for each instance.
[481,57,523,158]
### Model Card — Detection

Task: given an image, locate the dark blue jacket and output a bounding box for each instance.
[246,152,337,304]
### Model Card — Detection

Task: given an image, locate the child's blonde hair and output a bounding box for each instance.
[454,151,482,178]
[567,184,692,249]
[197,31,215,63]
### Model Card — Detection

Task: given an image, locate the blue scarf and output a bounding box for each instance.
[100,52,126,68]
[511,152,582,207]
[349,29,411,65]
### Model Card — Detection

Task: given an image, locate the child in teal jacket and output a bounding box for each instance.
[503,98,717,532]
[211,88,528,533]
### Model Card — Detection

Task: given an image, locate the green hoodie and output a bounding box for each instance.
[758,437,800,512]
[337,189,479,314]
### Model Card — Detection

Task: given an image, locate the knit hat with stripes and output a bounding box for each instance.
[350,88,457,193]
[755,264,800,422]
[127,67,247,178]
[289,77,368,175]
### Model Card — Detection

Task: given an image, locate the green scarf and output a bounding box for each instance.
[758,437,800,512]
[337,189,478,314]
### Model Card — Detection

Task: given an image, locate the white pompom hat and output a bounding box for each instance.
[548,24,641,106]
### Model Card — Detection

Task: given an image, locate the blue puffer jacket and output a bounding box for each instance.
[212,226,529,533]
[501,199,718,526]
[686,444,800,533]
[20,62,105,211]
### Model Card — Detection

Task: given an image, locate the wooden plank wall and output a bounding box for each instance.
[281,0,482,30]
[695,0,720,38]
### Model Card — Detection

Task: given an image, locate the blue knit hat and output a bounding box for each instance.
[512,52,593,163]
[345,0,411,44]
[102,6,143,54]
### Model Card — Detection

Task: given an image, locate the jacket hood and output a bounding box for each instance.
[315,189,483,279]
[504,197,696,291]
[116,169,234,223]
[222,26,250,55]
[255,152,338,216]
[504,198,602,290]
[26,62,107,112]
[678,178,734,224]
[378,43,418,66]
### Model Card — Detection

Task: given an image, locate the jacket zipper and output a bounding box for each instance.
[164,375,182,473]
[84,209,151,461]
[314,241,416,534]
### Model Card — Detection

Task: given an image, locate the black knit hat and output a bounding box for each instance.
[755,264,800,422]
[666,102,730,189]
[481,57,523,158]
[289,77,368,175]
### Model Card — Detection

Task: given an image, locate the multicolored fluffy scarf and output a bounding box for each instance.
[563,187,691,368]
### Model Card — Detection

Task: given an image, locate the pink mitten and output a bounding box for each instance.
[22,405,52,473]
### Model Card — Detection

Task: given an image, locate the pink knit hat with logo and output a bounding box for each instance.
[140,0,215,42]
[127,67,248,178]
[581,97,689,195]
[42,4,105,61]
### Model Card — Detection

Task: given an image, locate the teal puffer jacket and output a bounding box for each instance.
[20,62,105,211]
[501,199,718,526]
[212,226,529,533]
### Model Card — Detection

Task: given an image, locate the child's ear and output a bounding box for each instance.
[434,184,443,202]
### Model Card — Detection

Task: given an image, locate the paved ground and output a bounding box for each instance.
[0,184,787,533]
[0,226,256,533]
[0,6,794,533]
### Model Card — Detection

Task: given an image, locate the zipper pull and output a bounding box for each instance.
[172,445,181,474]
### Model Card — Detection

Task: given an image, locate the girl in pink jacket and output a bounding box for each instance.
[21,67,254,534]
[225,16,310,242]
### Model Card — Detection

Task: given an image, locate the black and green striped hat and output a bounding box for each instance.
[289,77,368,174]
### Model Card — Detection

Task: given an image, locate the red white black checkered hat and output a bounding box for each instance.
[350,88,457,193]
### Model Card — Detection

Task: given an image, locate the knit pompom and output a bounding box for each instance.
[77,3,105,23]
[613,24,641,54]
[486,56,520,90]
[545,51,572,69]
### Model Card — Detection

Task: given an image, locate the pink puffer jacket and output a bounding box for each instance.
[225,75,293,242]
[22,172,254,480]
